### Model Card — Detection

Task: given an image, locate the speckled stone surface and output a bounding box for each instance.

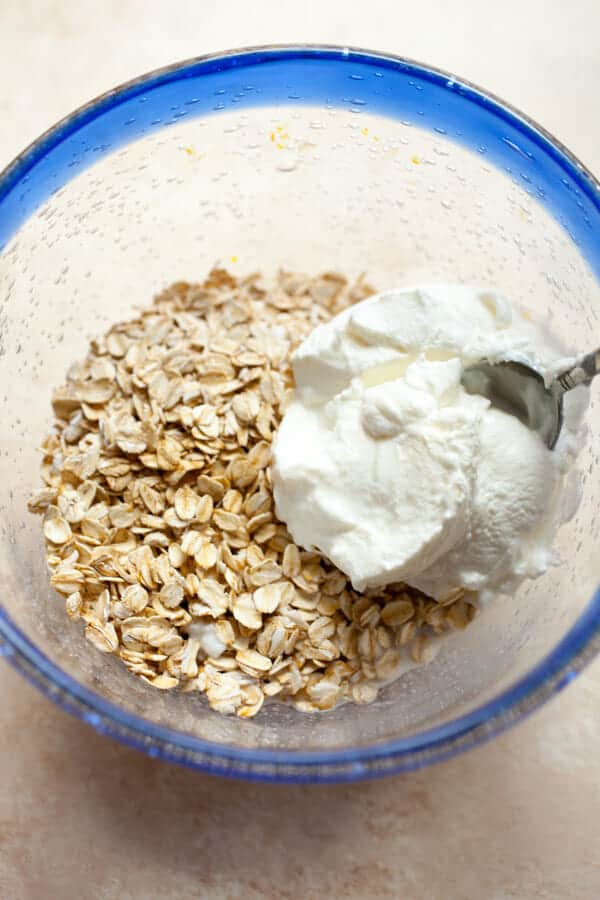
[1,3,600,898]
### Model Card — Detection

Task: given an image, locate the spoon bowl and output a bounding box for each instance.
[462,348,600,449]
[461,360,563,448]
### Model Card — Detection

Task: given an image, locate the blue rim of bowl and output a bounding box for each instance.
[1,44,599,782]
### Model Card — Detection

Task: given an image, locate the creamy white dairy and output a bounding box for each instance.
[272,285,586,599]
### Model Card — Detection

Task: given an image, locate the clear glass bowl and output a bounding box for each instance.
[1,46,599,782]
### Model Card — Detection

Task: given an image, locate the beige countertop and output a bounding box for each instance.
[1,2,600,898]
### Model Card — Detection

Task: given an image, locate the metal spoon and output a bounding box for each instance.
[461,348,599,449]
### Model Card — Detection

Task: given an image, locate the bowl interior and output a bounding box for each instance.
[1,48,599,771]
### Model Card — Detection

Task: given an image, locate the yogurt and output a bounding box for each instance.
[272,285,587,599]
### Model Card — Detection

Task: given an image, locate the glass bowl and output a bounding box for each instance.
[1,45,599,783]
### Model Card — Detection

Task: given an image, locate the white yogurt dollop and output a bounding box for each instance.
[272,285,586,598]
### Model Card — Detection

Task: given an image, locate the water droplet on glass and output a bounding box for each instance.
[276,153,299,172]
[502,137,533,160]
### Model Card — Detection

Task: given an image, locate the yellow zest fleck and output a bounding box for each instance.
[373,135,380,142]
[276,143,285,150]
[270,132,275,142]
[230,255,238,264]
[361,127,369,135]
[183,146,194,156]
[411,155,420,165]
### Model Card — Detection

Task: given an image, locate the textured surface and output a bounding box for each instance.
[1,2,600,898]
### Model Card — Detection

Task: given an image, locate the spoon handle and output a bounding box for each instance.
[553,348,600,396]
